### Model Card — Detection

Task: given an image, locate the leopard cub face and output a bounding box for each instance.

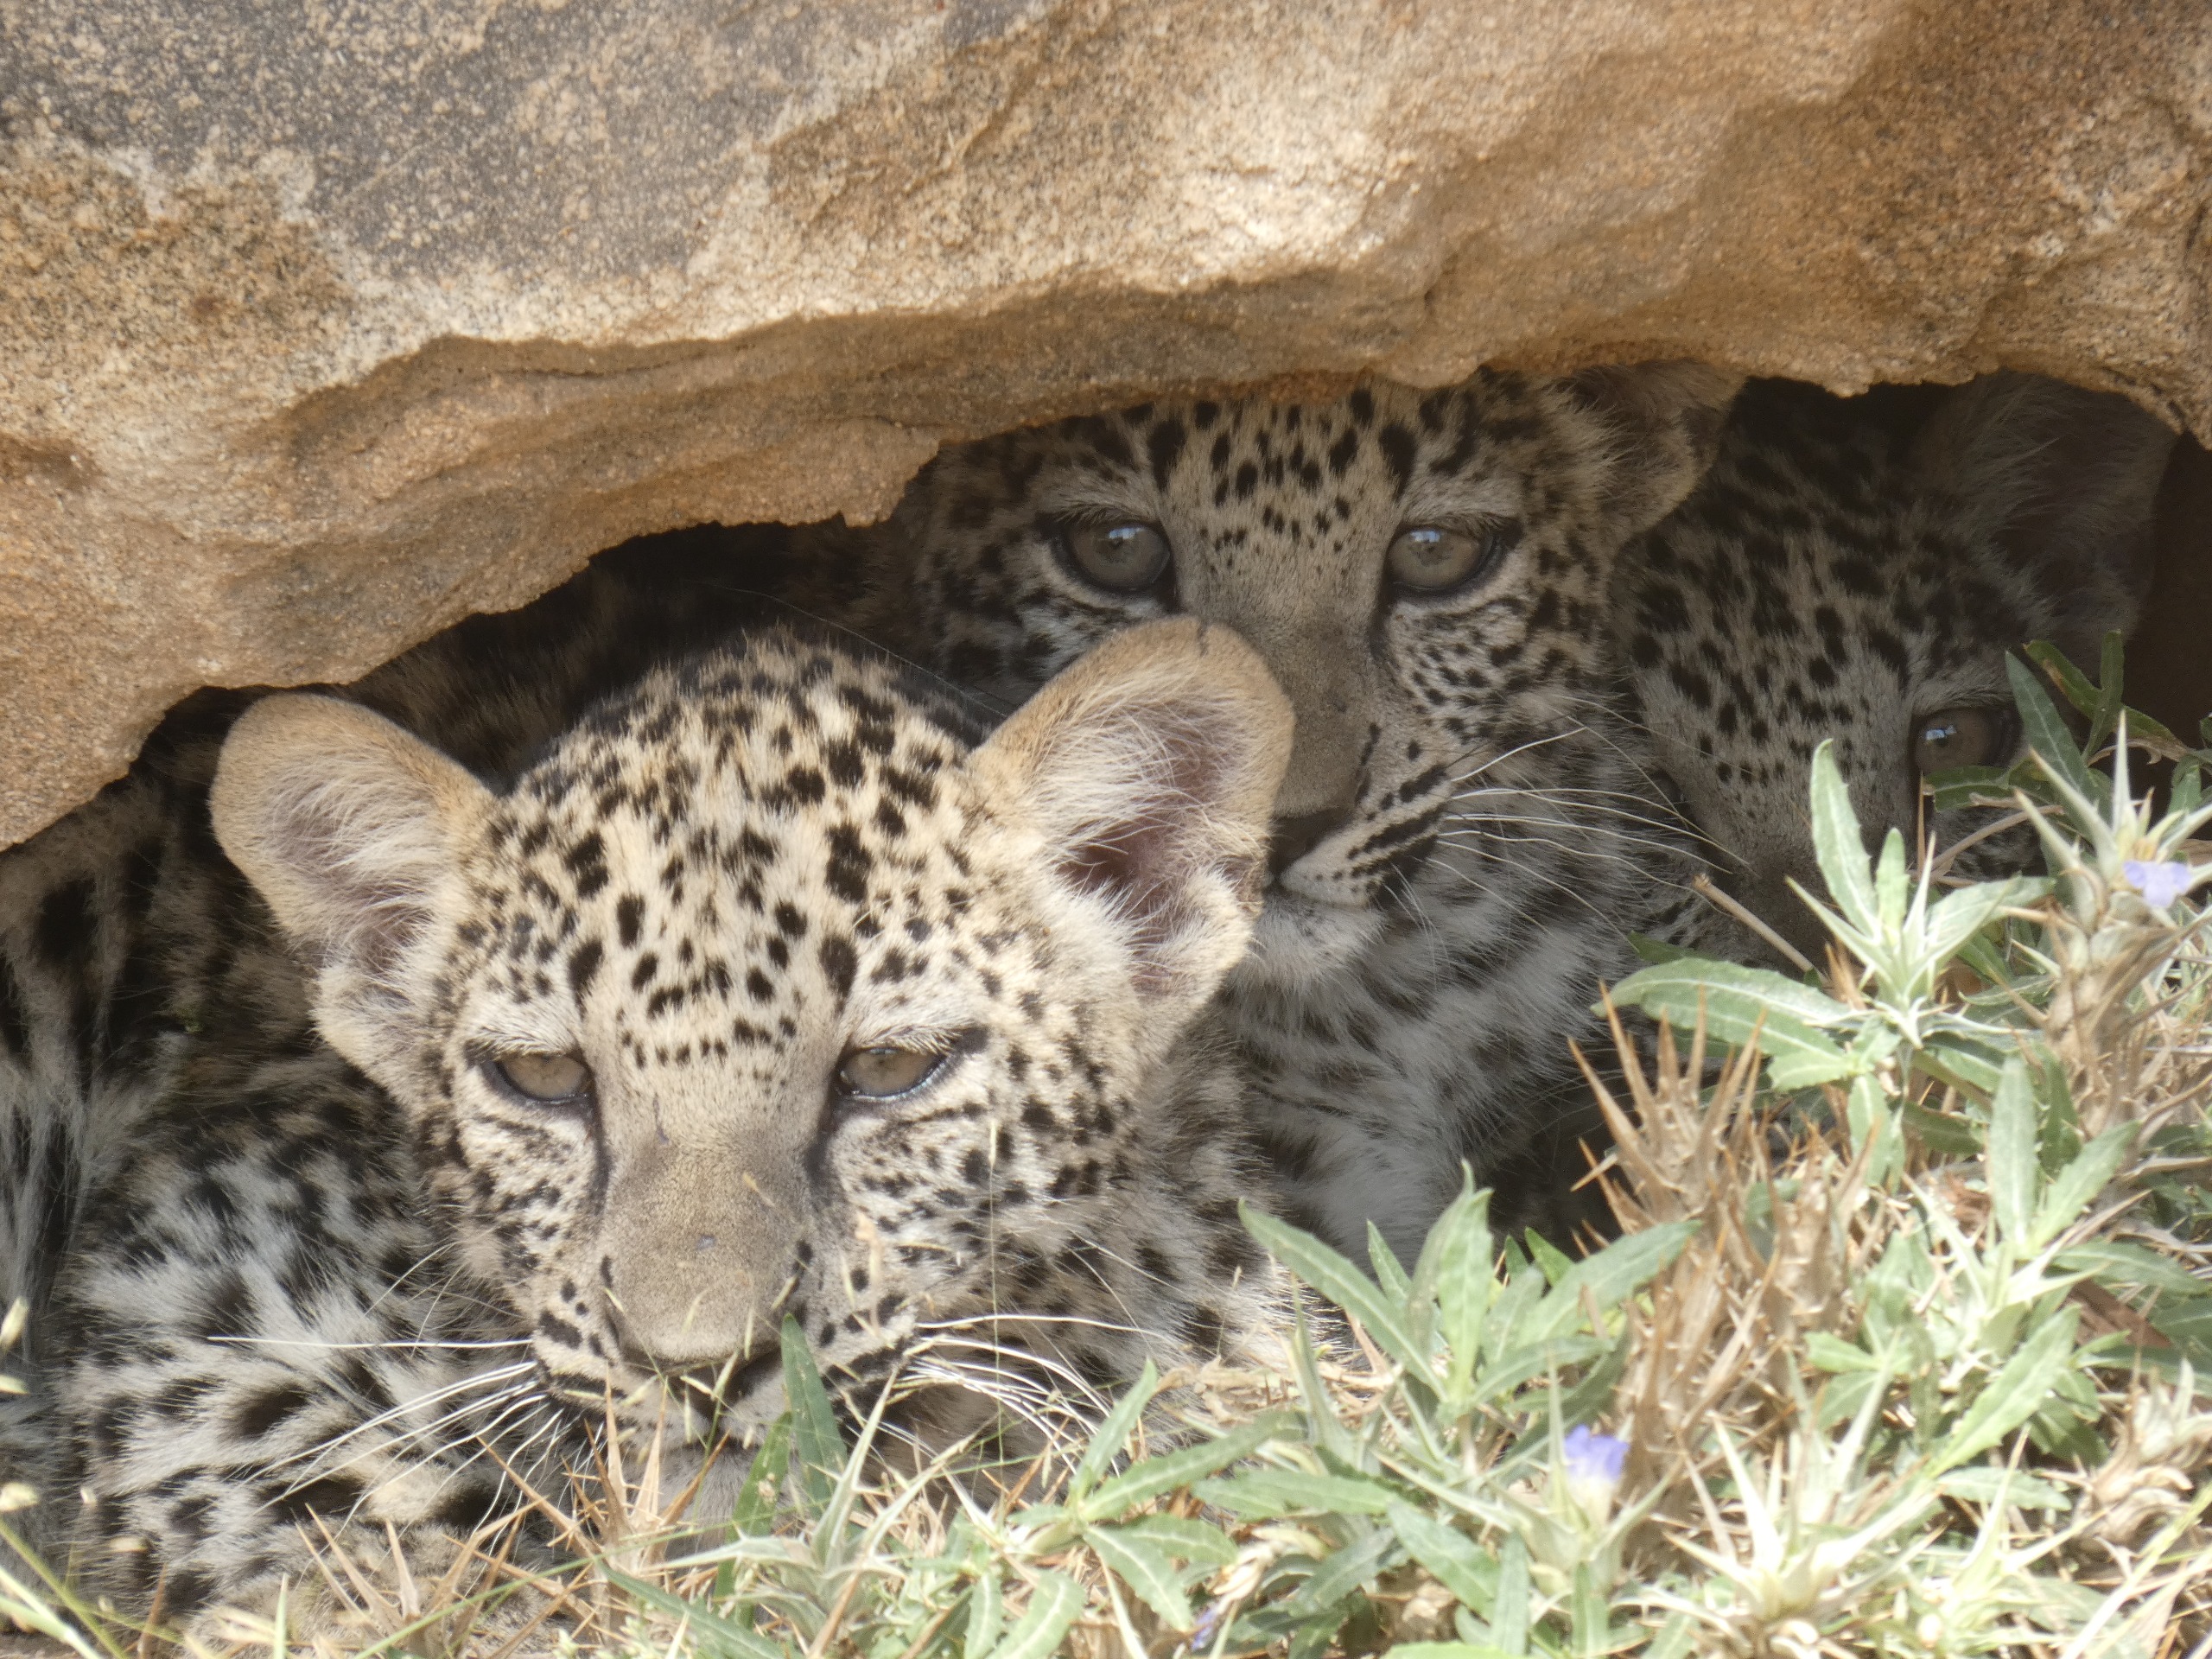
[212,620,1291,1448]
[1617,376,2174,960]
[863,365,1739,982]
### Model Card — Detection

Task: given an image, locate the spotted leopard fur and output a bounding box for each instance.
[1615,375,2174,962]
[813,366,1742,1257]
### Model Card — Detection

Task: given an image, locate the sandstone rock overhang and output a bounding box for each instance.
[3,0,2208,848]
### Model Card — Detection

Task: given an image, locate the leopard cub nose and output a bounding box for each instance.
[1269,805,1355,877]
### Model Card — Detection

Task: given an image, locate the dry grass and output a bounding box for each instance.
[7,665,2210,1658]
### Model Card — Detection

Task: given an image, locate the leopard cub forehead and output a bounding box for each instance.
[457,635,995,1046]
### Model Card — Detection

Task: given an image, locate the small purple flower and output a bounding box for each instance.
[1560,1424,1629,1529]
[1190,1598,1225,1649]
[2123,859,2195,909]
[1562,1423,1628,1486]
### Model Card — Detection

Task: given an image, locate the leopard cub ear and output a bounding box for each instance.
[211,695,494,1079]
[1911,373,2177,659]
[971,618,1294,1013]
[1567,360,1745,540]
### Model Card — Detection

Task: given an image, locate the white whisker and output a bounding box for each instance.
[273,1362,537,1478]
[1449,725,1590,781]
[1452,788,1703,842]
[906,1361,1080,1443]
[1439,816,1700,862]
[206,1335,531,1353]
[918,1311,1146,1340]
[906,1333,1114,1412]
[1426,847,1634,930]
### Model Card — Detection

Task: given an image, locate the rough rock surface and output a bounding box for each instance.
[3,0,2209,846]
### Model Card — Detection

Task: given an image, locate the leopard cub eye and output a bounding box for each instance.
[1913,705,2017,775]
[1055,520,1172,594]
[492,1052,594,1104]
[836,1045,946,1101]
[1386,523,1511,595]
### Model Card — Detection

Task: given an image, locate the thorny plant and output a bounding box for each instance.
[4,643,2209,1658]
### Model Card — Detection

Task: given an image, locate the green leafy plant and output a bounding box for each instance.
[4,644,2206,1656]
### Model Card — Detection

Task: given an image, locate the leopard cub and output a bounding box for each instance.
[41,619,1293,1630]
[1617,375,2174,962]
[815,366,1742,1255]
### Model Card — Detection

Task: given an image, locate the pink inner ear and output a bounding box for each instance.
[1059,818,1194,995]
[344,886,438,982]
[268,777,440,978]
[1052,706,1235,992]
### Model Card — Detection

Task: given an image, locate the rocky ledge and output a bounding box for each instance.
[3,0,2209,845]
